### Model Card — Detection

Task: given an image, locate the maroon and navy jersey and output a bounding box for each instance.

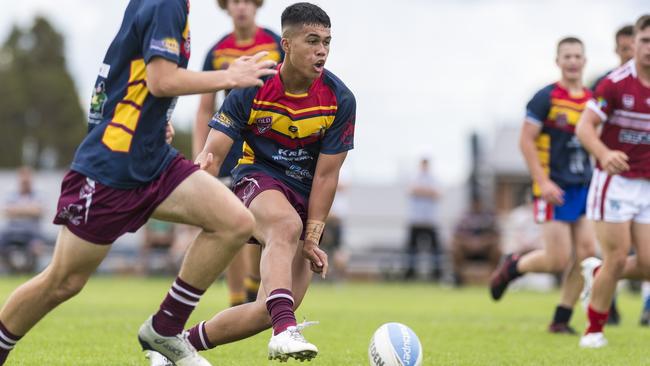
[202,27,283,178]
[525,83,593,195]
[72,0,191,189]
[209,66,356,197]
[587,60,650,178]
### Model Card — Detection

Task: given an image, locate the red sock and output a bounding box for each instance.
[152,277,205,336]
[586,304,609,334]
[266,289,297,335]
[186,321,215,351]
[0,321,22,365]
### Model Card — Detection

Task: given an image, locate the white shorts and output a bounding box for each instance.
[586,168,650,223]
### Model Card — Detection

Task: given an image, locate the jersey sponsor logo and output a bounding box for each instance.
[619,129,650,145]
[597,97,608,110]
[556,112,568,127]
[213,112,233,127]
[89,81,108,125]
[622,94,635,109]
[98,63,111,78]
[150,38,180,57]
[272,148,313,162]
[285,164,313,181]
[256,116,273,134]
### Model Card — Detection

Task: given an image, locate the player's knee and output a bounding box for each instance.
[576,244,596,261]
[605,254,627,277]
[46,274,88,304]
[231,209,255,242]
[268,218,302,246]
[549,254,570,272]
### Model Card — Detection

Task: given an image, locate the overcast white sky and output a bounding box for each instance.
[0,0,646,185]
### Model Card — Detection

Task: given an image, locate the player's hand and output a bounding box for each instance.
[165,122,175,144]
[195,151,216,175]
[302,240,329,279]
[227,51,277,88]
[599,150,629,175]
[539,179,564,206]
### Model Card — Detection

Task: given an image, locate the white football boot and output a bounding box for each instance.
[268,321,319,362]
[580,257,602,311]
[145,350,173,366]
[579,332,608,348]
[138,316,212,366]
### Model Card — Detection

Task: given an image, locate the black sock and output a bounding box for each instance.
[507,256,522,278]
[552,305,573,324]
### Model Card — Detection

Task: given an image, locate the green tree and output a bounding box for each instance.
[0,16,85,168]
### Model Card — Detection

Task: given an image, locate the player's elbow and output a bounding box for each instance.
[147,76,175,97]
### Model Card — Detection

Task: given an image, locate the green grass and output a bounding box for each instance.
[0,277,648,365]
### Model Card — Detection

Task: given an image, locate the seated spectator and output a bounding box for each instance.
[451,197,501,285]
[0,167,45,273]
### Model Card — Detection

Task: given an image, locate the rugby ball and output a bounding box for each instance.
[368,322,423,366]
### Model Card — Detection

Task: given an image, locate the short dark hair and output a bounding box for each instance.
[635,15,650,34]
[217,0,263,10]
[281,2,331,33]
[616,25,634,41]
[556,36,583,54]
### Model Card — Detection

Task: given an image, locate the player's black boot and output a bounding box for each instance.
[489,253,522,301]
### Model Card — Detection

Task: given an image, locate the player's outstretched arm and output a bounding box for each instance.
[146,51,277,97]
[519,121,564,205]
[303,152,348,278]
[194,129,234,176]
[576,108,629,175]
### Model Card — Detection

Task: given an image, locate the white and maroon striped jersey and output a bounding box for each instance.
[587,59,650,178]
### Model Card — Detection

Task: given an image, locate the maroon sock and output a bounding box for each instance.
[266,289,297,335]
[586,304,609,334]
[0,321,22,365]
[152,277,205,336]
[187,321,215,351]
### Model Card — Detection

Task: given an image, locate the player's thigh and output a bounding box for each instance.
[571,217,597,260]
[152,170,250,231]
[248,190,303,245]
[595,221,632,258]
[541,221,572,264]
[632,222,650,269]
[46,227,111,284]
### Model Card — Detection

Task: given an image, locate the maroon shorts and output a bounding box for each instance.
[232,172,308,241]
[53,155,199,244]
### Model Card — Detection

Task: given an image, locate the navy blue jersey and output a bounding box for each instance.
[72,0,191,189]
[209,67,356,197]
[525,83,593,194]
[202,27,283,178]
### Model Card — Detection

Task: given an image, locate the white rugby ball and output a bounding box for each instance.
[368,322,423,366]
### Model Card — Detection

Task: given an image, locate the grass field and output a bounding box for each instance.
[1,276,649,365]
